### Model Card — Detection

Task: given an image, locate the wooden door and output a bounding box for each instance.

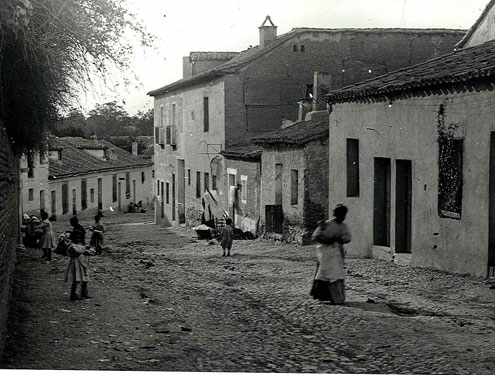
[395,160,412,253]
[62,184,68,214]
[373,158,391,246]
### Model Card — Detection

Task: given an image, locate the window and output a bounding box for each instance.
[166,182,170,204]
[241,176,247,202]
[188,169,191,186]
[90,188,95,203]
[204,172,210,191]
[439,138,463,219]
[126,172,130,198]
[81,179,87,210]
[196,171,201,198]
[172,104,176,126]
[212,175,217,190]
[160,106,164,126]
[157,180,160,196]
[27,152,34,178]
[141,172,145,184]
[346,139,360,197]
[300,44,305,52]
[155,127,160,145]
[291,169,298,205]
[28,188,34,201]
[112,175,117,202]
[293,44,298,52]
[203,97,209,132]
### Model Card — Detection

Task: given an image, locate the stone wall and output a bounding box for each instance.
[0,124,20,356]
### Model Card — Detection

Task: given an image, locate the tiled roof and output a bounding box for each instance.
[190,51,239,61]
[252,111,329,146]
[456,0,495,48]
[148,28,465,97]
[221,143,262,161]
[325,39,495,104]
[48,137,152,179]
[60,137,108,150]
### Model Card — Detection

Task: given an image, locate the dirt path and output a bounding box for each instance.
[2,211,495,373]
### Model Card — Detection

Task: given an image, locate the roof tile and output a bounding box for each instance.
[325,39,495,103]
[48,137,152,178]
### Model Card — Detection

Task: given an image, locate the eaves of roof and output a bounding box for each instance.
[148,27,466,97]
[252,111,329,147]
[220,143,262,161]
[48,164,152,180]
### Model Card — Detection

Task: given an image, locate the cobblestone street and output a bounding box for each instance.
[2,211,495,373]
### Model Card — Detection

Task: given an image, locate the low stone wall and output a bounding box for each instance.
[0,124,20,357]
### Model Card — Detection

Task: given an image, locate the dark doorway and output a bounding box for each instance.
[373,158,391,246]
[51,191,56,216]
[118,182,122,210]
[265,205,283,234]
[40,190,45,212]
[172,173,176,221]
[275,163,283,205]
[395,160,412,253]
[97,178,103,210]
[178,160,186,224]
[488,133,495,273]
[62,184,68,214]
[72,189,77,216]
[161,181,165,219]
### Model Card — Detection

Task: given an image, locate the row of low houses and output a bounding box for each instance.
[149,5,495,278]
[20,136,153,219]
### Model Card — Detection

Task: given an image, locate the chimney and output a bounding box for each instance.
[259,16,277,50]
[183,56,193,79]
[297,98,313,122]
[132,141,138,156]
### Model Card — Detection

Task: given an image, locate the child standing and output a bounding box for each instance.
[89,215,105,255]
[219,217,234,256]
[39,211,56,261]
[65,230,95,301]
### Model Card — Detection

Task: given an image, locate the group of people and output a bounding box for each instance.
[31,203,351,304]
[25,211,106,301]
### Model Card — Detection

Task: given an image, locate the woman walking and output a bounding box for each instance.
[310,204,351,304]
[39,211,56,261]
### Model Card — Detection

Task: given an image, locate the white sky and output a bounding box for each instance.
[80,0,490,115]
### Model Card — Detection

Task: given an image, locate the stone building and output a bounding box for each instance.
[252,111,329,243]
[0,125,20,356]
[148,15,465,227]
[20,137,153,219]
[324,2,495,277]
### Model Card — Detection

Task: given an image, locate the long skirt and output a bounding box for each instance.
[65,256,90,282]
[310,279,345,304]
